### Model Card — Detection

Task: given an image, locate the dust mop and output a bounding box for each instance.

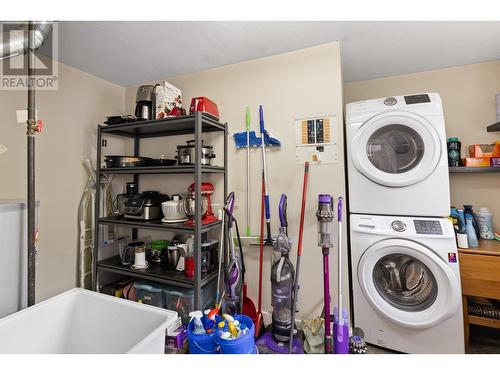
[333,197,349,354]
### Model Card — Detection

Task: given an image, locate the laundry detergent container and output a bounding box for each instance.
[0,288,178,353]
[164,279,217,324]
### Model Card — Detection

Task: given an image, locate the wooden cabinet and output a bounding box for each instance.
[458,240,500,348]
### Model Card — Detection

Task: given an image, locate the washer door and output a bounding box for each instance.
[358,239,460,329]
[351,111,441,187]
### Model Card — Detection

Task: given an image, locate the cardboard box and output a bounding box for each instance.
[462,157,491,167]
[468,144,500,158]
[155,81,182,119]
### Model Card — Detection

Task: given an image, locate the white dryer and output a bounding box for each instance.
[346,93,450,217]
[350,214,464,354]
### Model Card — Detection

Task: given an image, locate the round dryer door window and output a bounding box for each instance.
[358,239,460,329]
[351,111,441,187]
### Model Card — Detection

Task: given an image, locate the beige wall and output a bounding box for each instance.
[0,58,125,301]
[345,61,500,229]
[124,43,348,320]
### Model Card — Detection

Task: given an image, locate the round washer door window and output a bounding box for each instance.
[373,253,438,312]
[351,111,441,187]
[358,239,460,329]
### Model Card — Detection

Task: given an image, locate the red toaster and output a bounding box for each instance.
[189,97,219,120]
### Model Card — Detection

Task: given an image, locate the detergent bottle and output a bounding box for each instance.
[477,207,494,240]
[465,213,479,248]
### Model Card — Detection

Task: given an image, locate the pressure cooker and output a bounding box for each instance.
[176,140,215,165]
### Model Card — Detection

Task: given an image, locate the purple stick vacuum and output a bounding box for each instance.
[316,194,334,354]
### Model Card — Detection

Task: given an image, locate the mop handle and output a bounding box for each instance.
[258,173,265,312]
[246,107,251,237]
[259,105,271,222]
[337,197,343,325]
[288,161,309,353]
[296,162,309,257]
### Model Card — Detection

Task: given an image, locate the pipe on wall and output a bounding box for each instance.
[0,21,53,306]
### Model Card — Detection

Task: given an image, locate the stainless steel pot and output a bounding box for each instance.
[176,140,215,165]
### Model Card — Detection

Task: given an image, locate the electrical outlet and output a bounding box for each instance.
[101,139,108,147]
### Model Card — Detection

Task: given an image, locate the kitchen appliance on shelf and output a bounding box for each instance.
[350,214,464,353]
[189,97,219,120]
[123,191,170,221]
[161,195,188,223]
[104,155,177,168]
[149,240,168,264]
[183,182,218,226]
[345,93,450,217]
[175,140,215,166]
[135,85,156,121]
[201,239,218,274]
[115,182,138,215]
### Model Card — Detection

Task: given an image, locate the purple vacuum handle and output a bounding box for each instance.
[279,194,287,229]
[337,197,343,222]
[259,105,265,134]
[225,192,235,216]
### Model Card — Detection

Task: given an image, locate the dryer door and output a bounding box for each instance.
[358,238,460,329]
[351,111,441,187]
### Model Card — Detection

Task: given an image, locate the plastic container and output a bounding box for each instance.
[447,137,461,167]
[0,288,178,353]
[465,213,479,248]
[187,315,222,354]
[216,314,257,354]
[134,280,166,308]
[477,207,494,240]
[164,279,217,324]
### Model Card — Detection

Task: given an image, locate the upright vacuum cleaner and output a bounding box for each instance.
[256,195,303,353]
[223,192,244,315]
[316,194,335,354]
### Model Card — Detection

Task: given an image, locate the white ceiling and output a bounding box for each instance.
[50,21,500,86]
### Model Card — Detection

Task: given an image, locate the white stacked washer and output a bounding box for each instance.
[346,93,464,353]
[350,214,464,353]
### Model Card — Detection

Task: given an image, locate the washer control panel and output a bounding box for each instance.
[414,219,443,235]
[391,220,407,232]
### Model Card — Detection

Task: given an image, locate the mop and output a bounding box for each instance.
[259,105,274,246]
[333,197,349,354]
[316,194,335,354]
[288,161,309,354]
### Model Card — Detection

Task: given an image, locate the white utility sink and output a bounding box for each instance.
[0,288,178,353]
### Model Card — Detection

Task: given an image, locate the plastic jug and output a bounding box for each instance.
[477,207,494,240]
[465,213,479,248]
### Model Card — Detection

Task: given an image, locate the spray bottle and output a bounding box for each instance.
[189,310,206,335]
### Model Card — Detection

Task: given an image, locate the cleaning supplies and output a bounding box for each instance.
[189,311,206,335]
[316,194,334,354]
[465,213,479,248]
[477,207,494,240]
[447,137,461,167]
[464,205,480,238]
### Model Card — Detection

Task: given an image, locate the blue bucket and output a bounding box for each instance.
[216,314,258,354]
[187,317,221,354]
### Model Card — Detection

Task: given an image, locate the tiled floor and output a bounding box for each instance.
[366,325,500,354]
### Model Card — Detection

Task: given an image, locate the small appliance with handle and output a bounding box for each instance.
[123,191,169,220]
[135,85,156,120]
[189,97,219,119]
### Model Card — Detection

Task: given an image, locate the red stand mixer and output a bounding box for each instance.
[184,182,218,226]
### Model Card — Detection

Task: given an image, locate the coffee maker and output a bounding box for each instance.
[135,85,155,120]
